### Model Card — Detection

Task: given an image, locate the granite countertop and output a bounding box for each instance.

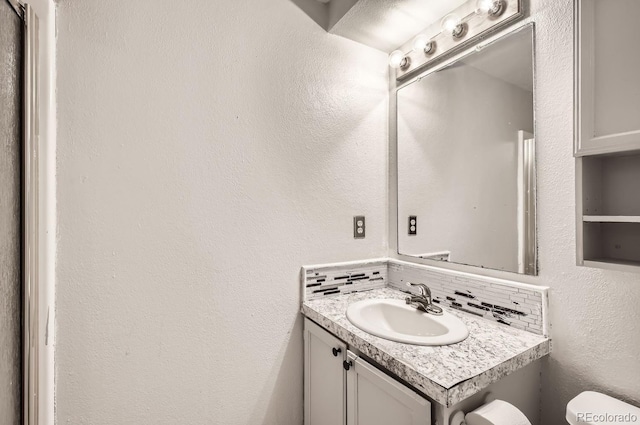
[302,287,551,407]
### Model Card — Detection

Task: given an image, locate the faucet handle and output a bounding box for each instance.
[406,282,430,297]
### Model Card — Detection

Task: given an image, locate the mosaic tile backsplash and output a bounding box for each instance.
[387,261,548,336]
[302,260,387,300]
[302,259,548,336]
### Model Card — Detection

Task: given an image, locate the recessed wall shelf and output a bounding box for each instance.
[577,153,640,271]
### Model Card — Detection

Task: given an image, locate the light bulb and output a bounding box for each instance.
[413,35,436,56]
[389,50,408,69]
[413,34,430,52]
[441,14,466,38]
[476,0,493,14]
[413,34,436,55]
[475,0,505,16]
[441,14,461,33]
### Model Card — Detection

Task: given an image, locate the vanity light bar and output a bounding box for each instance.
[389,0,523,79]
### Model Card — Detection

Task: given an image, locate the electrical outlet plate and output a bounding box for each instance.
[408,216,417,235]
[354,216,365,239]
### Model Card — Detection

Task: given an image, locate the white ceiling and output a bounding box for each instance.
[325,0,467,53]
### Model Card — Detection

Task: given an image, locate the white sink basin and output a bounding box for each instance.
[346,299,469,346]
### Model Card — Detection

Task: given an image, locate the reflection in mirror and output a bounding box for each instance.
[397,25,536,275]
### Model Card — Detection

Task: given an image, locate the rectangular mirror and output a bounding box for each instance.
[397,24,537,275]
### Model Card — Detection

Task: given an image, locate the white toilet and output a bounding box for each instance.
[457,391,640,425]
[567,391,640,424]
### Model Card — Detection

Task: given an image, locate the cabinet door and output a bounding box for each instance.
[575,0,640,156]
[304,319,347,425]
[346,351,431,425]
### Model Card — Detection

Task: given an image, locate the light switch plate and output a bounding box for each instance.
[354,216,365,239]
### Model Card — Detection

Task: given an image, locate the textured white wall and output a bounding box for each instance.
[54,1,387,424]
[533,0,640,422]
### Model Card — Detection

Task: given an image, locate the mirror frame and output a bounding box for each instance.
[393,23,538,276]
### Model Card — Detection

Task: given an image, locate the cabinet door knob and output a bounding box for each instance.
[343,360,353,371]
[332,347,342,357]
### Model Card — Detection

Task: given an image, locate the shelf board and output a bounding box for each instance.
[583,215,640,223]
[584,258,640,272]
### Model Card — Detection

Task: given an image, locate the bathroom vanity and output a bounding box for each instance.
[303,3,551,424]
[302,282,550,425]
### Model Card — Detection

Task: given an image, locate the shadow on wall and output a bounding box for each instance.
[246,317,304,425]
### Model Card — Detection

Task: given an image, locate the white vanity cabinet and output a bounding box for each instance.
[304,319,347,425]
[346,351,431,425]
[304,319,431,425]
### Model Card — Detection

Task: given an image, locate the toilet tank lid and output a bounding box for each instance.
[566,391,640,425]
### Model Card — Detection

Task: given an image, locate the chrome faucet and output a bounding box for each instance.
[405,282,443,316]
